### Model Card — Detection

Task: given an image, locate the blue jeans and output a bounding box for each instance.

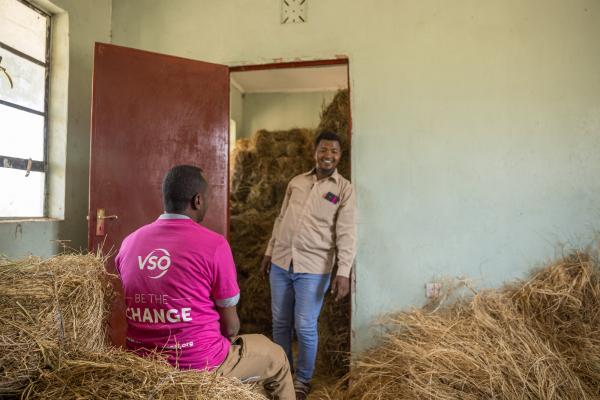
[269,263,330,383]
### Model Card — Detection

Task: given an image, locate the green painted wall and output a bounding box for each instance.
[110,0,600,352]
[2,0,600,354]
[240,91,336,138]
[0,0,112,258]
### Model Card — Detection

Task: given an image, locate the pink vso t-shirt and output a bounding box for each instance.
[115,217,239,370]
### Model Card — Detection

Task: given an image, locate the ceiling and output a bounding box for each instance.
[230,65,348,94]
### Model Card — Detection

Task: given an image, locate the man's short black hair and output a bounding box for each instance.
[315,131,341,147]
[162,165,208,213]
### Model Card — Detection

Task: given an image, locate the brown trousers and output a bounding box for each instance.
[217,334,295,400]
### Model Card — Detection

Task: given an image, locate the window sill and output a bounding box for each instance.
[0,217,62,224]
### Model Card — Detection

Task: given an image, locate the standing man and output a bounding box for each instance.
[260,131,357,400]
[116,165,294,399]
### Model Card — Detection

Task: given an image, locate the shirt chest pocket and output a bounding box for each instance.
[312,192,340,226]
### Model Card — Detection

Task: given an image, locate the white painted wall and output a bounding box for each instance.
[240,91,336,138]
[0,0,112,257]
[110,0,600,352]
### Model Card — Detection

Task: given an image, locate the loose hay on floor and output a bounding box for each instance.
[22,348,266,400]
[316,251,600,400]
[0,253,114,395]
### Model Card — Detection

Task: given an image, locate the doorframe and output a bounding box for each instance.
[228,57,354,370]
[229,57,348,72]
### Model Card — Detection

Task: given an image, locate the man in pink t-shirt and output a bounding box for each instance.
[115,165,294,399]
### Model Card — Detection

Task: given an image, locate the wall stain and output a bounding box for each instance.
[14,224,22,240]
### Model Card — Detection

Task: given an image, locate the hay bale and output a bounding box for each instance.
[236,138,251,152]
[246,180,279,211]
[22,348,266,400]
[271,141,290,158]
[315,290,351,377]
[230,209,276,274]
[230,128,313,341]
[285,142,302,157]
[0,253,114,395]
[251,130,276,157]
[317,251,600,399]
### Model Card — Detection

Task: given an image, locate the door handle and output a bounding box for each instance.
[96,208,118,236]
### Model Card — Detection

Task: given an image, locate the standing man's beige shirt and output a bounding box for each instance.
[265,168,357,277]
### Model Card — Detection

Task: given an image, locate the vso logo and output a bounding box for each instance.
[138,248,171,279]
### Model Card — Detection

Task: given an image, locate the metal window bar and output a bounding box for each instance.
[0,41,46,67]
[0,0,51,182]
[1,156,45,172]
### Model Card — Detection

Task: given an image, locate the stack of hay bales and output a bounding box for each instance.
[230,90,352,377]
[316,252,600,399]
[231,128,315,333]
[315,89,352,376]
[0,253,113,396]
[0,254,266,400]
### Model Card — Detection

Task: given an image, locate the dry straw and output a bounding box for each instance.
[315,89,353,376]
[0,253,267,399]
[0,253,113,395]
[21,348,266,400]
[231,128,314,335]
[315,251,600,400]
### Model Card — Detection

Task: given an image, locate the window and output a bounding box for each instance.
[0,0,50,218]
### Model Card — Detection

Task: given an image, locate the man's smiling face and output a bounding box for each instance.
[314,139,341,175]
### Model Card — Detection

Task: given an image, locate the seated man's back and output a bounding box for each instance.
[114,165,294,400]
[116,214,238,370]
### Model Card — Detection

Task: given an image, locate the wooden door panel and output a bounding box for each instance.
[89,43,229,261]
[88,43,229,346]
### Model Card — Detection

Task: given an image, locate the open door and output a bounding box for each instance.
[88,43,229,345]
[88,43,229,258]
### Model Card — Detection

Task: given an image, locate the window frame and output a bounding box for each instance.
[0,0,51,218]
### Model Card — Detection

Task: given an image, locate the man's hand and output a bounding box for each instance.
[331,275,350,302]
[260,255,272,278]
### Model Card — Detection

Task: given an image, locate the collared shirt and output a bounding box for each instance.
[265,169,357,277]
[159,213,191,220]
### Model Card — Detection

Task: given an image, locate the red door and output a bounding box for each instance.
[88,43,229,344]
